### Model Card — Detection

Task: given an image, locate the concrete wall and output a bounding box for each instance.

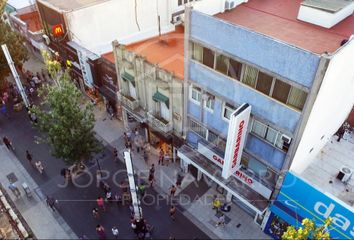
[189,61,301,134]
[67,0,175,55]
[190,11,320,88]
[291,38,354,173]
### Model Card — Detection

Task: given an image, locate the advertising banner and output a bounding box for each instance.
[222,103,251,179]
[270,172,354,239]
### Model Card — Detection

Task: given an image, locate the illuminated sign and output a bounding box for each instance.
[271,172,354,239]
[222,103,251,179]
[197,141,272,199]
[52,24,64,37]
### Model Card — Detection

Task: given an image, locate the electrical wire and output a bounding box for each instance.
[134,0,141,31]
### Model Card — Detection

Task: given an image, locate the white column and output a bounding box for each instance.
[197,169,202,181]
[122,108,129,129]
[226,191,233,202]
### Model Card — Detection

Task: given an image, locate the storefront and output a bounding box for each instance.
[263,172,354,240]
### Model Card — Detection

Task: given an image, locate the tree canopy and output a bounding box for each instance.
[282,218,332,240]
[31,51,101,165]
[0,0,29,90]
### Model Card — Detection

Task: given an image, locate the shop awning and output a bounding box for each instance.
[121,72,135,86]
[153,91,169,108]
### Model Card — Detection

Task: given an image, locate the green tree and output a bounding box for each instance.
[31,51,101,166]
[0,0,29,90]
[282,218,332,240]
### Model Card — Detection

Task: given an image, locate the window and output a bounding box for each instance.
[228,58,242,80]
[240,155,277,185]
[207,130,226,152]
[272,80,291,104]
[190,86,201,104]
[202,47,215,69]
[204,93,215,111]
[256,72,273,95]
[242,65,258,88]
[215,54,229,75]
[192,42,203,63]
[178,0,183,6]
[189,118,207,138]
[251,120,267,138]
[287,87,307,110]
[251,119,291,152]
[223,103,236,120]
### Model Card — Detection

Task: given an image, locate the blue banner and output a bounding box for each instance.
[271,172,354,239]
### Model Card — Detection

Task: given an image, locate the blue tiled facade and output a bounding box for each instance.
[186,11,320,178]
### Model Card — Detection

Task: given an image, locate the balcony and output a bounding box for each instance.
[147,112,173,133]
[118,92,139,110]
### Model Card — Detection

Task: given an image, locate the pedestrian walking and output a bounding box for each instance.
[158,148,164,165]
[138,183,146,198]
[113,148,118,162]
[26,150,33,164]
[111,226,119,239]
[148,173,154,187]
[35,161,44,174]
[3,136,14,151]
[92,207,100,219]
[46,196,57,212]
[169,205,176,220]
[8,183,21,198]
[176,173,183,188]
[212,196,221,214]
[106,189,113,203]
[169,185,177,197]
[114,193,122,207]
[215,213,225,227]
[97,196,106,212]
[96,224,106,240]
[143,150,148,162]
[149,164,155,176]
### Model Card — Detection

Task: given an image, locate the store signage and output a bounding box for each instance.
[52,24,64,37]
[197,142,224,168]
[222,103,251,179]
[197,142,272,199]
[272,172,354,239]
[77,49,93,87]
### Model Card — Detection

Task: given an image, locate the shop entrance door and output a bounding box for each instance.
[188,164,198,179]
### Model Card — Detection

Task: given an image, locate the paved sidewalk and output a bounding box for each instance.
[186,188,270,239]
[0,145,77,239]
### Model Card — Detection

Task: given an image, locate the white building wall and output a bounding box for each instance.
[66,0,174,55]
[170,0,225,16]
[291,37,354,173]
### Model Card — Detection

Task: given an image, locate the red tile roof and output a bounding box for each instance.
[216,0,354,54]
[102,52,114,64]
[126,26,185,79]
[18,11,42,32]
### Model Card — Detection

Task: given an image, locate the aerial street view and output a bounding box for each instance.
[1,0,354,239]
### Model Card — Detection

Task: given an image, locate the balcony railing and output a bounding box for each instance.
[118,92,139,110]
[147,112,173,133]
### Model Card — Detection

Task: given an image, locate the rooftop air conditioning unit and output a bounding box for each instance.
[43,34,50,45]
[337,166,353,183]
[281,134,292,144]
[171,14,183,25]
[225,0,236,10]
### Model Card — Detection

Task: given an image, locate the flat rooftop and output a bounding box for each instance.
[18,11,42,32]
[216,0,354,54]
[7,0,34,9]
[38,0,110,11]
[300,133,354,207]
[126,26,184,79]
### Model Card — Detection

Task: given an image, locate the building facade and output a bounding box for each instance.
[113,28,185,161]
[177,0,354,227]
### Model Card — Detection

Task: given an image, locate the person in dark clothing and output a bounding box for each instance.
[3,136,14,150]
[26,150,33,164]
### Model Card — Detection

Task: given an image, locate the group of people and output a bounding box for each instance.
[26,150,44,174]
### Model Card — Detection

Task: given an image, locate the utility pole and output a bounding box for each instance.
[124,151,143,220]
[1,44,30,108]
